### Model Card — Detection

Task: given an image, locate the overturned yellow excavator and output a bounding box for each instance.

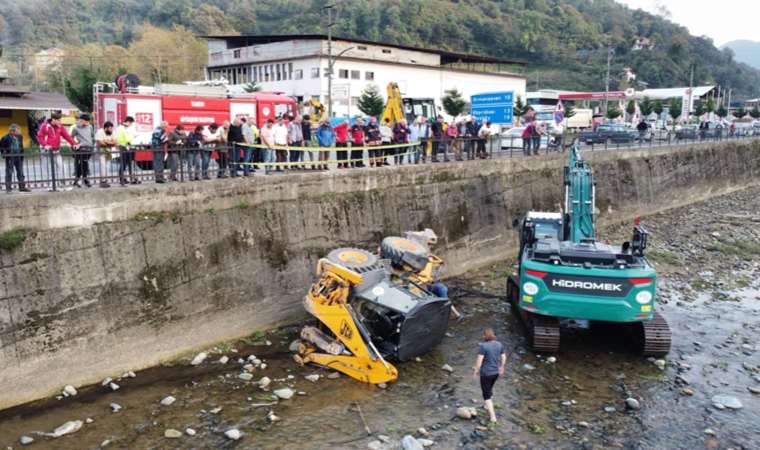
[294,231,450,384]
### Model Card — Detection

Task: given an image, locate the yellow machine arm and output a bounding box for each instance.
[295,259,398,384]
[381,82,405,125]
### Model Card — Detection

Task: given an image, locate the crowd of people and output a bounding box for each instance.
[0,111,502,192]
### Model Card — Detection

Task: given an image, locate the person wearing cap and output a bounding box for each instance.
[71,113,95,187]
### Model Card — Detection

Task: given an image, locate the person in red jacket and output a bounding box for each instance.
[334,119,349,169]
[349,118,366,168]
[37,112,77,187]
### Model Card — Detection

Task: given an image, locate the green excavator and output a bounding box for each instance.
[507,144,671,356]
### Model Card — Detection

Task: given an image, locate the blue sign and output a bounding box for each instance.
[470,91,514,125]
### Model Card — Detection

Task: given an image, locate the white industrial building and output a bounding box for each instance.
[204,34,526,118]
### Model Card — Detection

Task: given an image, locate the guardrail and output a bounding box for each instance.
[1,132,757,193]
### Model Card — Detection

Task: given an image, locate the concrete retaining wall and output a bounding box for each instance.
[1,141,759,409]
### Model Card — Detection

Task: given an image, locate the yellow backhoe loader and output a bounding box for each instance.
[295,241,451,385]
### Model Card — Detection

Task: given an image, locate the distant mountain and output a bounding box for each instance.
[722,40,760,70]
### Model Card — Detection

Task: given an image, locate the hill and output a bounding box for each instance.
[722,40,760,71]
[1,0,759,99]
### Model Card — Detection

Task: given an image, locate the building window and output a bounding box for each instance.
[350,70,360,80]
[324,67,331,77]
[311,67,320,78]
[357,45,368,51]
[276,64,281,81]
[382,49,392,54]
[252,65,257,83]
[351,96,360,105]
[294,69,303,80]
[233,49,241,58]
[339,69,348,79]
[288,62,293,80]
[365,71,374,81]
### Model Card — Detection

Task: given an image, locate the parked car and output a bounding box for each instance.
[580,124,638,145]
[499,127,548,149]
[675,124,698,140]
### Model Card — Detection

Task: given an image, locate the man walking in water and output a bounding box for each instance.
[472,327,506,423]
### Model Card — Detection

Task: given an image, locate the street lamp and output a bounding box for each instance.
[324,3,354,119]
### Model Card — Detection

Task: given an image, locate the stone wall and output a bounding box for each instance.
[1,141,759,409]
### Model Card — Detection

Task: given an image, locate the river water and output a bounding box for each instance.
[1,188,759,450]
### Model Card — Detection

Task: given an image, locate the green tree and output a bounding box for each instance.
[242,82,261,93]
[514,96,527,125]
[64,66,98,112]
[357,84,385,117]
[716,105,728,119]
[442,88,467,117]
[564,103,576,119]
[653,100,663,116]
[668,98,682,123]
[706,97,716,113]
[732,107,746,119]
[695,102,706,118]
[606,106,622,120]
[750,105,760,119]
[639,97,653,117]
[626,100,636,116]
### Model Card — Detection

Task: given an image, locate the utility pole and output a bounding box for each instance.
[687,65,693,122]
[325,4,335,119]
[604,45,613,115]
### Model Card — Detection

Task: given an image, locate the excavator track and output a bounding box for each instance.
[530,315,561,353]
[639,311,671,357]
[507,276,561,353]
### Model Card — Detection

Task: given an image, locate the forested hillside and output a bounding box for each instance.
[1,0,759,99]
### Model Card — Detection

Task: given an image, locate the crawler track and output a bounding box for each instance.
[507,275,561,353]
[638,311,671,357]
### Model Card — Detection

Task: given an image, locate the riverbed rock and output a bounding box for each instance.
[190,352,208,366]
[238,373,254,381]
[258,376,271,388]
[267,411,280,422]
[109,382,120,391]
[704,428,716,436]
[243,364,254,372]
[186,428,196,436]
[418,438,434,447]
[523,364,536,371]
[402,435,424,450]
[368,440,384,450]
[110,403,122,412]
[377,383,387,389]
[456,406,477,419]
[225,428,242,440]
[625,398,641,410]
[604,406,616,413]
[49,420,83,437]
[209,407,223,414]
[654,359,666,370]
[578,421,589,428]
[304,374,320,382]
[274,388,295,400]
[681,388,695,396]
[160,395,176,406]
[102,377,113,386]
[327,372,341,379]
[546,356,557,364]
[218,356,229,364]
[712,394,743,409]
[441,364,454,373]
[63,385,78,397]
[85,418,94,424]
[19,436,34,445]
[748,386,760,394]
[164,429,182,439]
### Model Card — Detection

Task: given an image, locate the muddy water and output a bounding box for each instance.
[2,188,760,450]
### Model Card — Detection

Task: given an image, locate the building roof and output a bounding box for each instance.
[202,34,526,66]
[0,90,76,111]
[638,85,715,100]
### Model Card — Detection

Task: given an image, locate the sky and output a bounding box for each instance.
[616,0,760,46]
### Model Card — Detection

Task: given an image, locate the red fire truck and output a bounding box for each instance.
[94,81,296,168]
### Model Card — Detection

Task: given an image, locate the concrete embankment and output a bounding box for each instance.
[0,141,758,410]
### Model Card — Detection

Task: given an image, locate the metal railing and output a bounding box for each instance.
[1,131,758,193]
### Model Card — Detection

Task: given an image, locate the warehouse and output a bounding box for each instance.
[204,34,527,118]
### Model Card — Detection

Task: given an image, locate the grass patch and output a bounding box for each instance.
[706,238,760,258]
[690,279,710,291]
[236,201,250,210]
[528,424,546,435]
[647,249,682,266]
[240,329,268,346]
[206,208,216,215]
[0,228,27,251]
[639,373,666,382]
